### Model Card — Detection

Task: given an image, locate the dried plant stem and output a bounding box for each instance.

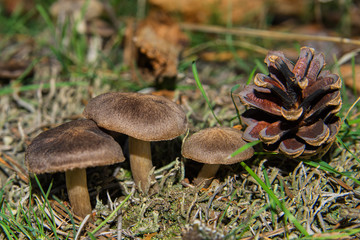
[180,23,360,46]
[183,39,269,57]
[75,214,91,240]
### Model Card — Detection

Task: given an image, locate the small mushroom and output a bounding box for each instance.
[181,127,254,183]
[83,92,188,193]
[25,119,125,218]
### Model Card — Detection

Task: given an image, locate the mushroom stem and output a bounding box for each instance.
[129,137,154,193]
[65,168,92,218]
[197,164,221,180]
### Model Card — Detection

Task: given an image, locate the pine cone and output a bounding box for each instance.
[239,47,342,158]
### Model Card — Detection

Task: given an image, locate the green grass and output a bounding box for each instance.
[192,61,222,125]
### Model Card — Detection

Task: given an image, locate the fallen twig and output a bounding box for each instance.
[180,23,360,46]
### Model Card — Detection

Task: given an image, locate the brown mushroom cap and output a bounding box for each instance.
[26,119,125,174]
[83,92,188,141]
[182,127,254,165]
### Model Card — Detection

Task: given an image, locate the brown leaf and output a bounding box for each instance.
[149,0,308,25]
[142,233,157,240]
[268,0,309,17]
[328,176,353,191]
[151,89,175,100]
[3,0,34,14]
[149,0,265,24]
[124,10,188,82]
[199,50,248,62]
[0,59,33,80]
[339,64,360,93]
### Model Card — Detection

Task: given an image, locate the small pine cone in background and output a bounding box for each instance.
[239,46,342,158]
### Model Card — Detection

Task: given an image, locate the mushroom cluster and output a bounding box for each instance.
[239,47,342,158]
[26,92,188,217]
[83,92,188,193]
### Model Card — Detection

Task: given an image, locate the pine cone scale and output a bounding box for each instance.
[240,85,283,116]
[279,138,305,157]
[306,53,325,85]
[259,121,284,144]
[293,47,314,84]
[296,119,330,146]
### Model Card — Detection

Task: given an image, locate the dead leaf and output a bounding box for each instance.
[339,64,360,93]
[142,232,157,240]
[151,89,175,100]
[232,125,242,130]
[149,0,265,24]
[124,10,188,83]
[0,154,29,183]
[2,0,34,14]
[0,59,34,80]
[0,35,34,83]
[328,176,353,191]
[200,50,248,62]
[123,18,137,71]
[268,0,309,17]
[312,232,353,239]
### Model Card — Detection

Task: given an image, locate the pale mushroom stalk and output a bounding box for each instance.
[65,168,92,218]
[197,164,221,180]
[129,137,154,193]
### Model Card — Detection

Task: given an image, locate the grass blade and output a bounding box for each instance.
[53,195,77,239]
[217,189,237,228]
[33,175,59,239]
[240,161,309,236]
[230,84,241,124]
[336,135,360,164]
[228,140,261,159]
[90,188,134,236]
[192,61,221,125]
[36,5,55,34]
[303,159,360,186]
[246,66,257,85]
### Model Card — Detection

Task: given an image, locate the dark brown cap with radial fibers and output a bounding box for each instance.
[83,92,188,141]
[25,119,125,218]
[26,119,125,174]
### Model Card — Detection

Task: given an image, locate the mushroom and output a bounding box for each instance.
[83,92,188,193]
[25,119,125,218]
[181,127,254,183]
